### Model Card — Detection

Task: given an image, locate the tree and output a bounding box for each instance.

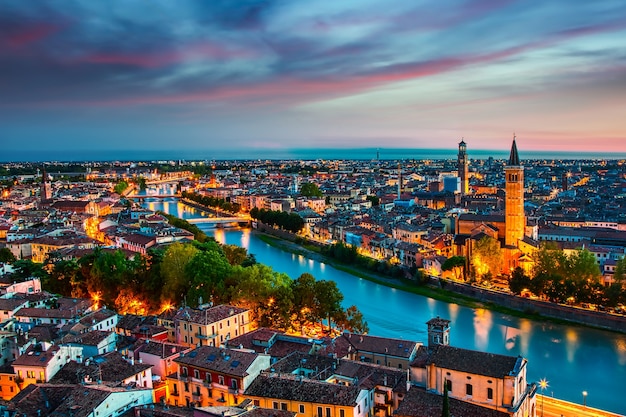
[509,267,532,295]
[161,243,199,305]
[222,244,249,266]
[184,247,232,307]
[300,182,323,197]
[314,280,343,333]
[441,256,466,281]
[614,256,625,284]
[568,249,601,284]
[366,195,380,206]
[471,236,502,281]
[114,181,129,194]
[291,273,318,332]
[441,379,450,417]
[335,305,369,334]
[0,248,16,263]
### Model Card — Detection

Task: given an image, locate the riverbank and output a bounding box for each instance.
[253,230,626,334]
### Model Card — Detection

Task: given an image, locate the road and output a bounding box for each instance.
[539,395,624,417]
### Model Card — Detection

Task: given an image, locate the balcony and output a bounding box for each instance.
[195,332,218,340]
[179,374,189,382]
[203,380,213,388]
[192,392,203,401]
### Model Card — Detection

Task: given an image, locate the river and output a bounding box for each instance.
[142,197,626,414]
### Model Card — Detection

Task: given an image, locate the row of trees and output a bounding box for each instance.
[321,242,406,278]
[181,191,241,214]
[509,243,626,306]
[249,207,305,233]
[438,236,626,307]
[7,239,368,334]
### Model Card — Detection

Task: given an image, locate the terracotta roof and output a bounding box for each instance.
[174,304,248,326]
[13,344,61,367]
[393,386,510,417]
[0,298,29,311]
[427,344,522,379]
[133,339,189,359]
[50,351,151,385]
[9,384,111,417]
[342,333,418,359]
[244,374,362,406]
[60,330,113,347]
[175,346,260,377]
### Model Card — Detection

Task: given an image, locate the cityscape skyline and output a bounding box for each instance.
[2,1,625,154]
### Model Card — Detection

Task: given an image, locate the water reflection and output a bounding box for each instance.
[565,329,579,363]
[473,308,492,351]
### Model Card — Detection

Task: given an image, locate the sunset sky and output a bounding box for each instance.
[2,0,625,156]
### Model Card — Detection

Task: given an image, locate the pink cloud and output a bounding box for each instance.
[80,41,258,69]
[5,23,61,48]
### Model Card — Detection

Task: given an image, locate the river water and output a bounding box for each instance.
[142,197,626,414]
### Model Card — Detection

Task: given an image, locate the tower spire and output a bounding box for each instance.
[508,133,520,166]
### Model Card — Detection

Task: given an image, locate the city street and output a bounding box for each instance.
[540,396,624,417]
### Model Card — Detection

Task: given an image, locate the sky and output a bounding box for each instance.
[1,0,625,157]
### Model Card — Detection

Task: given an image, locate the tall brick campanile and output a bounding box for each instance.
[505,135,525,247]
[457,139,469,195]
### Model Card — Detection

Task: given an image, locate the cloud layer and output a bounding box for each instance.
[2,0,625,154]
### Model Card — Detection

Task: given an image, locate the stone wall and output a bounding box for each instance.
[434,278,626,333]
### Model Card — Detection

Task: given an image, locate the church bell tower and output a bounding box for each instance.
[457,139,469,195]
[505,135,525,247]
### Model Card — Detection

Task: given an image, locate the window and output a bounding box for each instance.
[218,375,225,385]
[487,388,493,400]
[231,379,238,390]
[184,382,189,392]
[299,405,305,414]
[206,373,212,383]
[317,407,323,417]
[181,367,188,376]
[281,403,288,411]
[194,370,200,379]
[446,380,452,392]
[466,384,473,396]
[339,410,345,417]
[326,407,331,417]
[254,400,260,406]
[273,402,279,410]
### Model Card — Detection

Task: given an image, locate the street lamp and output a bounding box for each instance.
[539,378,548,417]
[582,390,587,407]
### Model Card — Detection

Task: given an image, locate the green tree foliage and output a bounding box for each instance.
[47,259,81,296]
[161,243,199,305]
[366,195,380,206]
[300,182,323,197]
[335,305,369,334]
[249,208,305,233]
[471,236,502,280]
[614,257,625,284]
[159,212,207,242]
[12,259,47,280]
[509,267,531,295]
[181,191,241,214]
[114,181,129,194]
[314,280,344,332]
[530,243,602,303]
[137,177,147,190]
[441,380,450,417]
[0,248,16,263]
[441,256,466,281]
[185,243,233,306]
[222,244,250,266]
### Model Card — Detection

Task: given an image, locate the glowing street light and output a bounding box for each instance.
[539,378,548,417]
[582,390,587,407]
